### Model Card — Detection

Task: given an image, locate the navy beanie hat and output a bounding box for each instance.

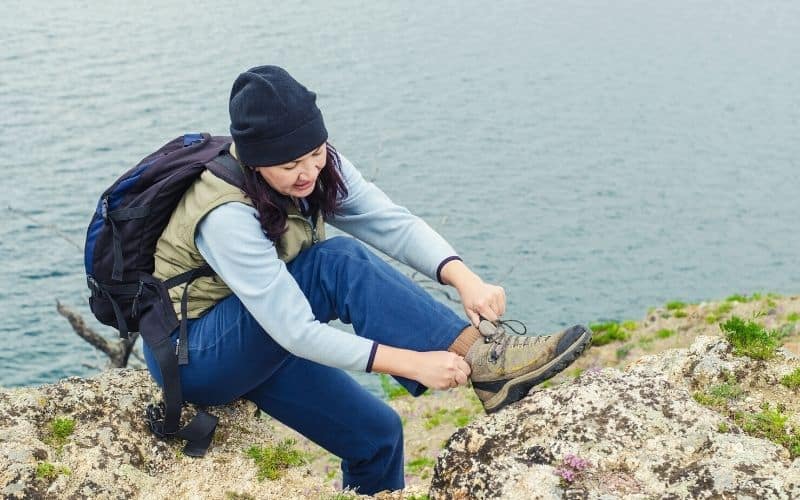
[229,65,328,167]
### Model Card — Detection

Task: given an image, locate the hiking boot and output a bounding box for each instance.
[466,319,592,413]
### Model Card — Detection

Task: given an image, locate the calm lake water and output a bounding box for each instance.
[2,0,799,391]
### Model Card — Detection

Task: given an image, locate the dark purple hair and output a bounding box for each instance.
[240,143,348,242]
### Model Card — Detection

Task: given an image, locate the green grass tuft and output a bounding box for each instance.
[589,322,629,346]
[638,336,654,350]
[35,461,70,480]
[656,329,675,339]
[673,310,687,318]
[721,316,780,360]
[328,493,359,500]
[246,439,305,480]
[615,345,632,360]
[45,417,76,452]
[379,374,408,400]
[732,404,800,458]
[787,312,800,323]
[406,456,436,475]
[50,418,75,441]
[717,422,730,433]
[781,368,800,389]
[709,380,744,400]
[424,407,473,429]
[666,301,686,311]
[715,302,733,315]
[225,493,257,500]
[726,294,750,303]
[693,375,743,409]
[621,320,638,331]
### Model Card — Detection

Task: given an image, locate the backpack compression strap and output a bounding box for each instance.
[143,266,218,457]
[148,150,242,456]
[103,202,151,281]
[143,148,243,457]
[163,265,216,366]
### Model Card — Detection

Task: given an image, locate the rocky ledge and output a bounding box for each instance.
[431,335,800,499]
[2,296,800,499]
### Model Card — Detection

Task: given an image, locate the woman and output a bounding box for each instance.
[144,65,591,495]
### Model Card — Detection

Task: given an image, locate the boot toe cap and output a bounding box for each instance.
[555,324,591,356]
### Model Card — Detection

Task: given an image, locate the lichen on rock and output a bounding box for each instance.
[430,336,800,499]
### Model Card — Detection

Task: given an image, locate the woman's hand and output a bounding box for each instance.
[439,259,506,325]
[371,345,471,390]
[412,351,472,390]
[456,279,506,326]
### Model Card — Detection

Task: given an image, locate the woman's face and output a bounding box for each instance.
[256,143,327,198]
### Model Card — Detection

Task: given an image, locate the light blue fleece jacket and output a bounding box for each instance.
[195,154,460,373]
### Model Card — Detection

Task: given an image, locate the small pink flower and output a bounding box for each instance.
[563,453,590,471]
[555,467,576,482]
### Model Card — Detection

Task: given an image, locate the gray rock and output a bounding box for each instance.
[0,369,337,498]
[430,337,800,499]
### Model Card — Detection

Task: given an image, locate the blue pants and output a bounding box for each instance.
[143,237,468,494]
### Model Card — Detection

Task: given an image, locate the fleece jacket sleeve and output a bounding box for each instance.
[327,154,461,284]
[195,202,377,372]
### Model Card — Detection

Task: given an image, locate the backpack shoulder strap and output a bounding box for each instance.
[205,149,246,189]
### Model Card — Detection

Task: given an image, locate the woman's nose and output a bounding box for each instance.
[297,164,315,181]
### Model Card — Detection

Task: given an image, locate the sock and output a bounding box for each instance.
[448,325,481,356]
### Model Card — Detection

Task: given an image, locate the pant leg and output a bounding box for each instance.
[244,355,405,495]
[142,293,291,406]
[286,236,469,396]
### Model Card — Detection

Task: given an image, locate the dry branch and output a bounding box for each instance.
[56,300,139,368]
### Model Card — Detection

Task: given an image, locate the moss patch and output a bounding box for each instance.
[246,439,305,480]
[44,417,75,453]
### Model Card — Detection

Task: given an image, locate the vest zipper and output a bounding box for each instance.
[287,214,319,244]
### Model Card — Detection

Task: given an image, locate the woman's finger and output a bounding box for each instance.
[495,289,507,317]
[456,357,471,377]
[480,304,499,323]
[454,370,468,386]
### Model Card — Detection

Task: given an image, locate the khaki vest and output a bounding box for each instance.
[153,169,325,320]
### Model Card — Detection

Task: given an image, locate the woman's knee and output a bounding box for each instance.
[318,236,371,257]
[351,404,404,464]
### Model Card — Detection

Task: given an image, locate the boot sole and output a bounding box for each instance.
[483,325,592,414]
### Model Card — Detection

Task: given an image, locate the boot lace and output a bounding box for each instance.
[479,319,540,363]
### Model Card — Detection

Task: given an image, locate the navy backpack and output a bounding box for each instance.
[84,133,245,456]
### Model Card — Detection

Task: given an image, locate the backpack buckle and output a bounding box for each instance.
[145,401,167,438]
